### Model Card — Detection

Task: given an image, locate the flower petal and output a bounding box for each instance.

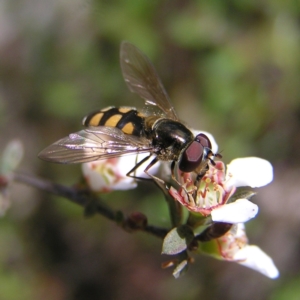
[82,159,136,192]
[1,139,24,174]
[82,153,159,192]
[226,157,273,188]
[211,199,258,223]
[234,245,279,279]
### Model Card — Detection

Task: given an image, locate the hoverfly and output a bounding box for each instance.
[39,42,220,190]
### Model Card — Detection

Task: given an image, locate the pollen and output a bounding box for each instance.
[205,178,211,184]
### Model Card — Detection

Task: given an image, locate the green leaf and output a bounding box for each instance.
[162,225,194,255]
[227,187,256,203]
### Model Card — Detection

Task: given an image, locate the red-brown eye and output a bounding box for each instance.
[178,133,211,173]
[195,133,212,149]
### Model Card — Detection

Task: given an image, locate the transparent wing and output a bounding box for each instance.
[120,41,179,121]
[38,126,153,164]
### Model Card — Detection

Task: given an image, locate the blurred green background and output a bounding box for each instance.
[1,0,300,299]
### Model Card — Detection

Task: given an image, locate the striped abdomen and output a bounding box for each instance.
[82,106,146,137]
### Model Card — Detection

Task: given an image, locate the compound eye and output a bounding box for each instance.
[178,141,204,173]
[178,133,212,173]
[195,133,212,149]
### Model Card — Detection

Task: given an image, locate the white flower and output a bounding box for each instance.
[198,223,279,278]
[0,139,24,216]
[234,245,279,279]
[1,139,24,175]
[211,199,259,223]
[169,156,273,223]
[225,157,273,189]
[82,153,159,192]
[169,149,278,278]
[214,223,279,279]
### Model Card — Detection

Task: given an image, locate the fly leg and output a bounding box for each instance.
[143,157,169,190]
[192,149,222,199]
[193,165,209,199]
[126,155,170,191]
[126,154,154,182]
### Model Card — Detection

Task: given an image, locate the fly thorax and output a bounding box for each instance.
[151,119,194,160]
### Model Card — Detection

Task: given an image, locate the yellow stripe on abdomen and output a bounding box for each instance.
[122,122,135,134]
[104,114,123,127]
[88,113,104,126]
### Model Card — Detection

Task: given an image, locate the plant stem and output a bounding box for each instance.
[13,172,168,239]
